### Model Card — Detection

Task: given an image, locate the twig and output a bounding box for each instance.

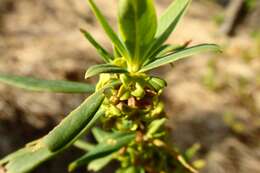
[153,139,198,173]
[220,0,245,36]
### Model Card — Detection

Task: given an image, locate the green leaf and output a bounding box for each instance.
[144,0,191,59]
[87,0,129,58]
[113,45,122,58]
[155,0,191,40]
[155,44,189,58]
[69,132,135,171]
[80,28,114,63]
[43,91,105,152]
[75,129,118,171]
[116,167,145,173]
[73,140,95,151]
[68,108,107,150]
[0,108,107,173]
[118,0,157,66]
[149,44,173,58]
[140,44,221,72]
[0,148,31,165]
[0,147,54,173]
[184,143,201,160]
[92,127,112,143]
[43,81,121,152]
[146,118,167,138]
[148,76,167,91]
[0,74,95,93]
[144,44,186,65]
[85,64,128,79]
[87,153,114,171]
[116,167,137,173]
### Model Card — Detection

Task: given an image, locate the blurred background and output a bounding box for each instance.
[0,0,259,172]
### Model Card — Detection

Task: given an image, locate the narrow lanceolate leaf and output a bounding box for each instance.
[73,140,95,151]
[80,28,113,63]
[0,74,95,93]
[144,44,181,65]
[140,44,221,72]
[43,91,105,152]
[69,108,105,146]
[144,0,191,59]
[69,132,135,171]
[0,109,106,173]
[87,0,129,58]
[87,153,115,171]
[150,44,173,58]
[148,77,167,91]
[118,0,157,64]
[113,45,122,58]
[154,44,189,58]
[92,127,112,143]
[0,146,54,173]
[85,64,128,79]
[0,148,30,165]
[146,118,167,138]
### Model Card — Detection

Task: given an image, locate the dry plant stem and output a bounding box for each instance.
[153,139,198,173]
[220,0,244,35]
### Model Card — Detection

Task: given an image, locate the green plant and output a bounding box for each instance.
[0,0,220,173]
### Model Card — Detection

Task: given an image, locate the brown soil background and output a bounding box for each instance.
[0,0,260,173]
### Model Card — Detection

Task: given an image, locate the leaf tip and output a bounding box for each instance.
[217,47,223,53]
[68,163,77,172]
[79,28,86,34]
[85,72,90,79]
[211,44,223,53]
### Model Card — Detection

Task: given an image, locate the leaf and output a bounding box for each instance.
[80,28,113,63]
[149,44,173,59]
[144,44,184,65]
[85,64,128,79]
[0,107,107,173]
[113,45,122,58]
[146,118,167,138]
[0,74,95,93]
[148,76,167,91]
[184,143,201,160]
[155,0,191,40]
[155,44,188,58]
[43,81,121,152]
[73,140,95,151]
[92,127,112,143]
[43,91,105,152]
[116,166,145,173]
[140,44,221,72]
[118,0,157,65]
[116,167,137,173]
[144,0,191,59]
[69,132,135,171]
[76,129,120,171]
[0,147,54,173]
[87,0,129,58]
[0,148,30,165]
[87,153,114,171]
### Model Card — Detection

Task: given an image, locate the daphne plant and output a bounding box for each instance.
[0,0,220,173]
